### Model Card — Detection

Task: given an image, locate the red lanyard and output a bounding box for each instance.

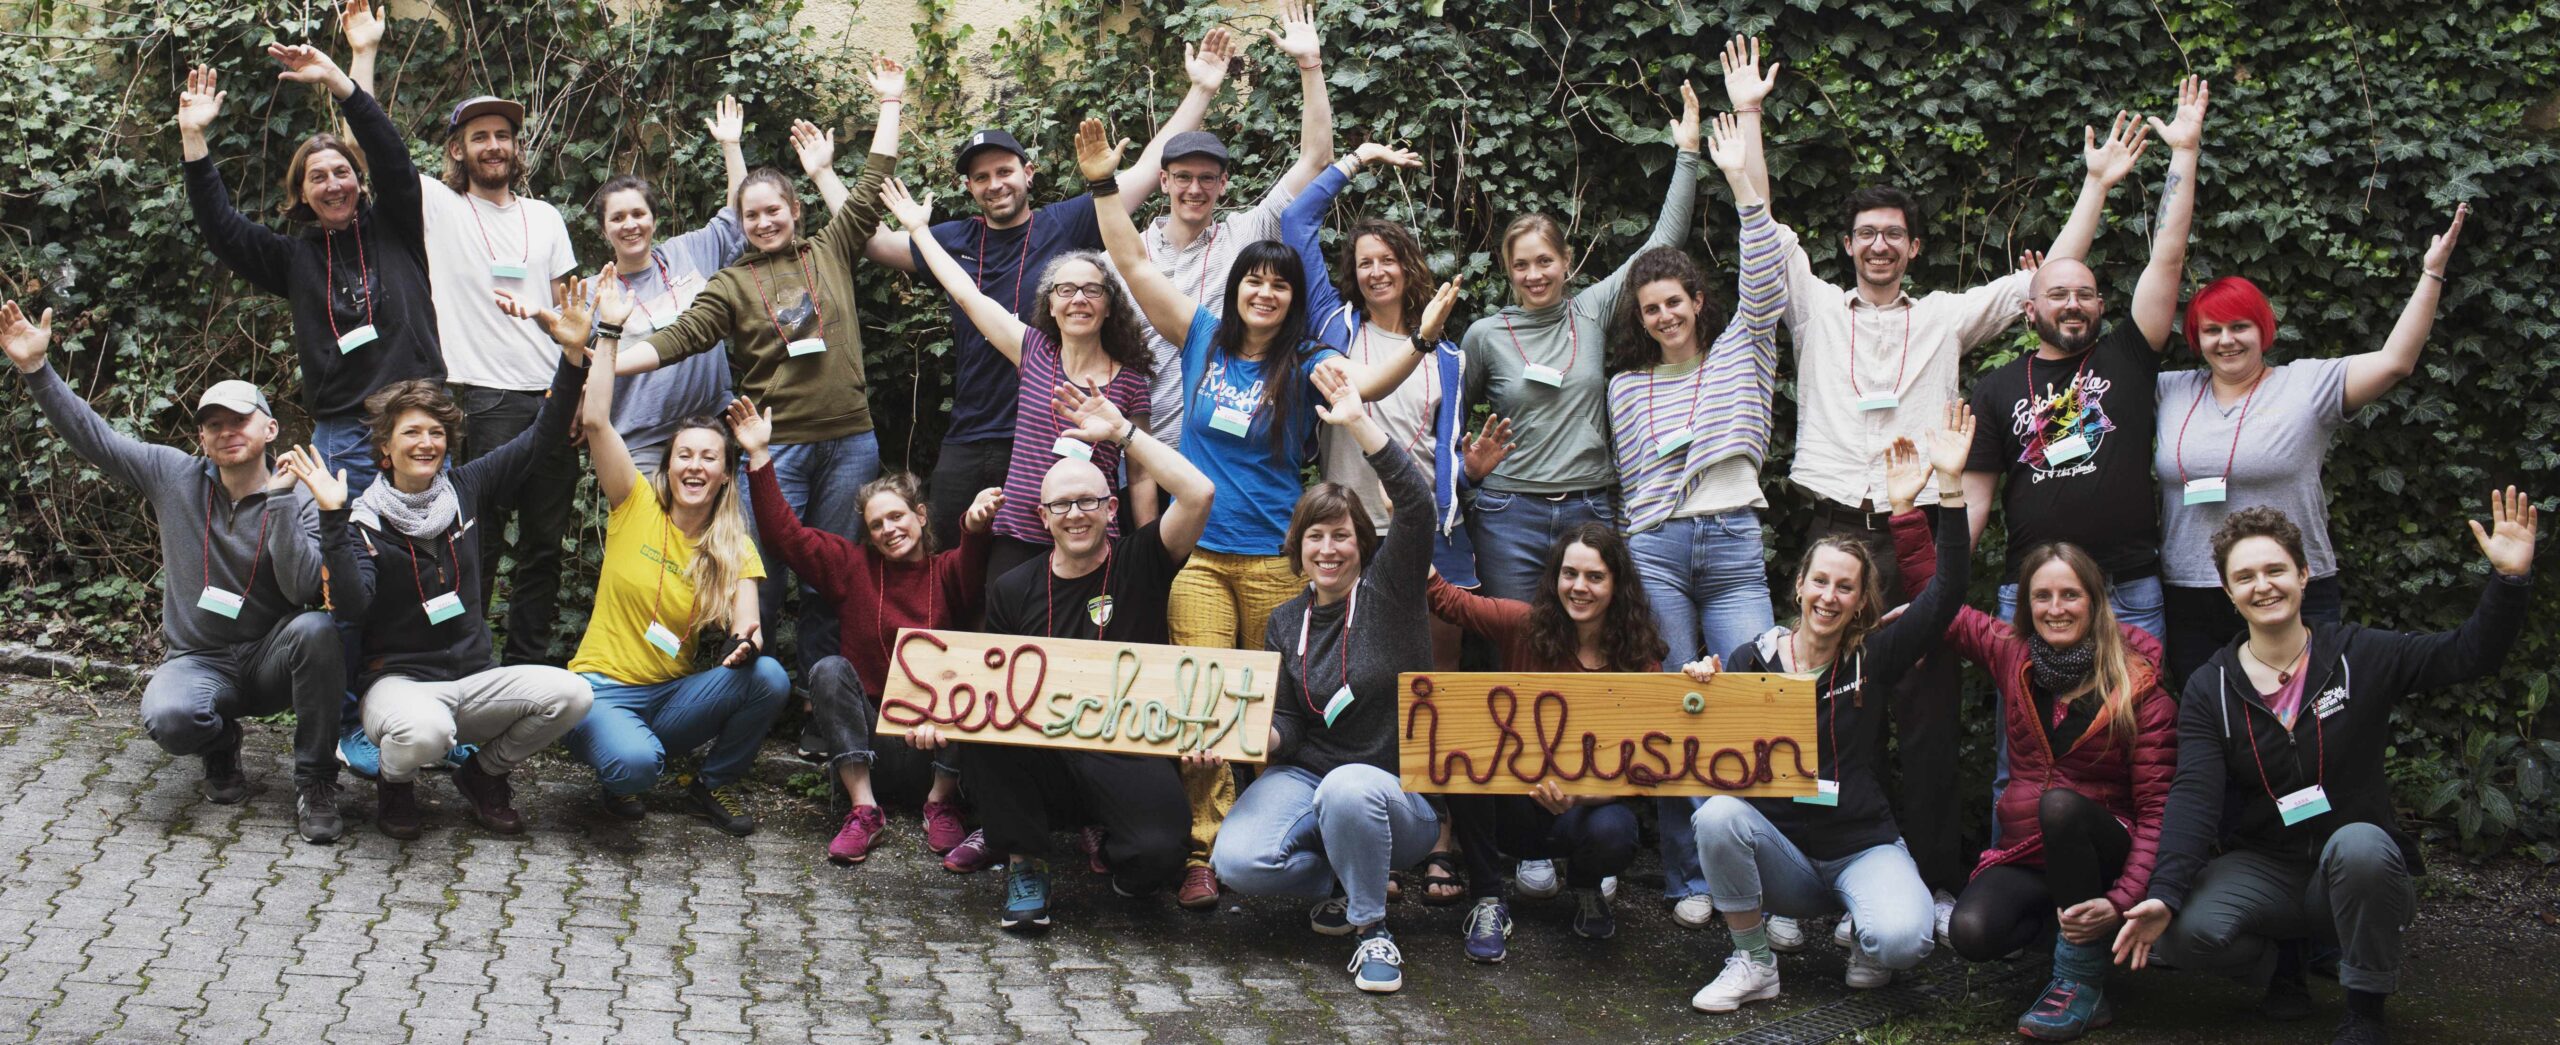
[618,251,676,325]
[202,489,272,598]
[1845,303,1911,401]
[1499,312,1577,378]
[1792,631,1850,784]
[466,192,530,265]
[748,248,827,348]
[2240,680,2325,805]
[2174,368,2267,486]
[1188,225,1221,301]
[1045,550,1111,637]
[1646,357,1711,451]
[323,220,372,340]
[1296,585,1355,713]
[873,550,940,665]
[973,211,1036,315]
[2025,348,2097,428]
[402,531,465,605]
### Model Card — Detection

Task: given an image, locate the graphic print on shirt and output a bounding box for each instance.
[2009,372,2114,481]
[1197,357,1268,438]
[772,287,821,344]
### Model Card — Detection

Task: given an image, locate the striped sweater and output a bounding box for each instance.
[1607,202,1786,532]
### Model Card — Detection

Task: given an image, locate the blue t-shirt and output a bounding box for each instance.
[1175,308,1342,556]
[912,194,1104,445]
[599,208,746,455]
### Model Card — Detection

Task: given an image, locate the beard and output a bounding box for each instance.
[2031,309,2100,354]
[462,152,522,192]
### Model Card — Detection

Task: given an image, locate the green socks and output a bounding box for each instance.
[1732,923,1775,966]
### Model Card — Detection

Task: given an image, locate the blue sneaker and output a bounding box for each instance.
[336,721,381,782]
[1463,897,1513,963]
[1309,896,1354,936]
[1347,926,1404,993]
[2017,977,2113,1040]
[1001,858,1053,934]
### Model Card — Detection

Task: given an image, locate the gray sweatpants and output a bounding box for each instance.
[361,667,592,783]
[140,611,345,788]
[2157,822,2416,994]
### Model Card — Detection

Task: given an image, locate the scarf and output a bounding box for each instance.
[352,472,460,538]
[2026,631,2098,697]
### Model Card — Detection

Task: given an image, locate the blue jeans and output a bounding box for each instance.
[1211,763,1438,928]
[566,658,791,792]
[1692,796,1936,970]
[311,414,380,496]
[1465,488,1615,603]
[1631,509,1777,900]
[763,431,881,674]
[1990,573,2167,841]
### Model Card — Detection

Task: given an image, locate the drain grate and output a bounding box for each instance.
[1711,957,2044,1045]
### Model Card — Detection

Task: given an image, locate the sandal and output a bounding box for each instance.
[1416,850,1465,906]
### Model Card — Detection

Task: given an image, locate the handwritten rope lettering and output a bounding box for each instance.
[1401,673,1816,795]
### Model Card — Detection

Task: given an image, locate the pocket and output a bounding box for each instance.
[1471,490,1517,515]
[1710,509,1765,542]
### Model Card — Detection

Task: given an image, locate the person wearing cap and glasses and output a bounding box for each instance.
[861,24,1238,552]
[174,29,439,497]
[4,301,346,845]
[345,0,583,669]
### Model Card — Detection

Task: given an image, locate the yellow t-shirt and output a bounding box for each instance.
[568,489,766,685]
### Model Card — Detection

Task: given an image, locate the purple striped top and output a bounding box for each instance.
[992,328,1151,545]
[1607,202,1787,532]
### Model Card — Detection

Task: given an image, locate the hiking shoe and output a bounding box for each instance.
[1080,825,1111,876]
[1692,950,1782,1013]
[1347,926,1404,993]
[2018,977,2114,1041]
[1766,914,1807,952]
[1671,895,1716,929]
[1001,859,1053,933]
[375,779,423,840]
[920,799,968,854]
[336,720,381,782]
[688,778,756,837]
[829,805,886,864]
[452,756,523,834]
[1462,897,1513,963]
[295,779,344,844]
[1569,886,1616,940]
[200,729,248,805]
[1514,858,1560,898]
[1310,896,1354,936]
[1845,947,1893,989]
[1176,866,1219,909]
[2331,1009,2387,1045]
[943,829,997,874]
[599,788,646,822]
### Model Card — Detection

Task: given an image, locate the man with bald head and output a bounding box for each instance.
[903,380,1215,934]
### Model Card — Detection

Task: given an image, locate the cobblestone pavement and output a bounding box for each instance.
[3,678,2555,1044]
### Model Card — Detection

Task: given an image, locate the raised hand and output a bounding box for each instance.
[2423,202,2468,278]
[1073,118,1128,183]
[1268,2,1323,67]
[1671,80,1702,154]
[1,300,54,373]
[1460,413,1517,482]
[1051,380,1131,444]
[339,0,383,54]
[1719,35,1780,109]
[2147,75,2210,153]
[1883,437,1929,513]
[866,56,907,103]
[1930,401,1976,479]
[495,278,592,351]
[963,487,1005,534]
[281,445,349,511]
[1704,111,1749,176]
[1417,279,1461,343]
[594,274,633,327]
[789,119,836,178]
[1349,141,1422,169]
[1310,359,1365,425]
[1184,25,1238,92]
[2112,899,2171,969]
[2469,485,2539,578]
[706,95,743,144]
[176,65,224,135]
[2083,110,2152,186]
[880,178,934,232]
[2017,249,2046,275]
[267,43,347,89]
[724,396,774,458]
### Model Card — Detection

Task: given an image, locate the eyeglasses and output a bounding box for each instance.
[2040,288,2102,305]
[1850,227,1911,246]
[1050,282,1109,302]
[1041,496,1109,515]
[1165,172,1227,190]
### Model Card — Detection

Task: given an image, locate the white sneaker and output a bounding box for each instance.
[1931,888,1957,949]
[1692,950,1783,1013]
[1514,859,1561,898]
[1671,895,1716,929]
[1844,947,1893,989]
[1600,875,1619,901]
[1831,913,1855,949]
[1765,915,1806,952]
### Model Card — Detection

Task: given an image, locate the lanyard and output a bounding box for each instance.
[2174,368,2267,486]
[2240,679,2325,807]
[466,192,530,264]
[1845,302,1911,402]
[1045,550,1111,638]
[973,211,1036,315]
[324,219,372,340]
[618,251,676,324]
[1187,224,1221,301]
[1499,312,1577,378]
[747,248,828,348]
[873,548,940,665]
[1296,585,1355,714]
[402,531,465,606]
[1646,356,1711,450]
[202,488,272,598]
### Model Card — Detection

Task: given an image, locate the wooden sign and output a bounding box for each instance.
[1398,671,1821,798]
[876,629,1281,762]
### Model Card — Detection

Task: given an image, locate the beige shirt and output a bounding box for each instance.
[1317,326,1447,529]
[1138,180,1298,446]
[1776,222,2031,508]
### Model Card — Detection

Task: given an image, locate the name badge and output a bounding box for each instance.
[1522,364,1565,387]
[489,261,531,280]
[337,324,380,354]
[1652,427,1694,458]
[1050,435,1094,462]
[1321,684,1356,727]
[2183,476,2228,505]
[786,337,828,357]
[2045,433,2092,465]
[2276,785,2332,826]
[643,620,683,658]
[1209,404,1255,437]
[1854,393,1900,412]
[197,586,246,619]
[1793,778,1841,807]
[1086,595,1114,627]
[423,590,465,625]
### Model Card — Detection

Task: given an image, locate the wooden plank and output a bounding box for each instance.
[1397,671,1822,797]
[875,628,1281,762]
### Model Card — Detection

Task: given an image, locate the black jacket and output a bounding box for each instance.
[2147,573,2530,913]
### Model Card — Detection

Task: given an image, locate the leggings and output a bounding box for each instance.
[1448,795,1640,900]
[1948,787,2131,961]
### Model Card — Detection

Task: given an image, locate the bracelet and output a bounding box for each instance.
[880,97,904,107]
[1735,106,1763,114]
[1114,419,1136,447]
[2423,269,2447,282]
[1088,176,1121,198]
[1297,60,1322,71]
[593,321,624,340]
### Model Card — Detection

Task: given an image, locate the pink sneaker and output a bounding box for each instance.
[828,805,886,864]
[942,828,996,874]
[921,800,969,854]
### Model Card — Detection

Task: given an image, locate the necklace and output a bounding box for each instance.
[2242,634,2308,686]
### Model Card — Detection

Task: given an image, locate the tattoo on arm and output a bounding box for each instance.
[2154,172,2183,233]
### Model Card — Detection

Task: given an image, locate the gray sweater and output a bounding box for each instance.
[1263,440,1435,776]
[21,364,323,654]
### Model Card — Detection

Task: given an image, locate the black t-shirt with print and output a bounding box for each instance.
[1968,319,2162,580]
[983,520,1178,644]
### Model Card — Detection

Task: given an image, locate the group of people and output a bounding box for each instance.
[3,4,2533,1042]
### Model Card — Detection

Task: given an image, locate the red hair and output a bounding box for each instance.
[2184,276,2279,356]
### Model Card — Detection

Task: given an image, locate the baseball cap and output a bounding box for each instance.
[447,95,526,137]
[1161,131,1231,171]
[195,380,271,422]
[954,129,1029,174]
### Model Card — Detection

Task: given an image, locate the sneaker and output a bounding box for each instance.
[375,779,422,840]
[687,778,756,837]
[828,805,886,864]
[200,727,247,805]
[1832,913,1856,949]
[294,779,344,844]
[1844,947,1893,989]
[920,800,968,854]
[336,721,381,782]
[2331,1008,2387,1045]
[1932,887,1958,949]
[1079,825,1111,876]
[1671,895,1717,929]
[943,829,997,874]
[1691,951,1782,1013]
[1600,875,1619,901]
[1514,858,1561,898]
[1000,858,1052,933]
[2018,977,2114,1041]
[1310,896,1354,936]
[1766,915,1807,952]
[1347,926,1404,993]
[1176,866,1220,910]
[1463,897,1513,963]
[1569,887,1616,940]
[599,789,646,822]
[450,757,523,834]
